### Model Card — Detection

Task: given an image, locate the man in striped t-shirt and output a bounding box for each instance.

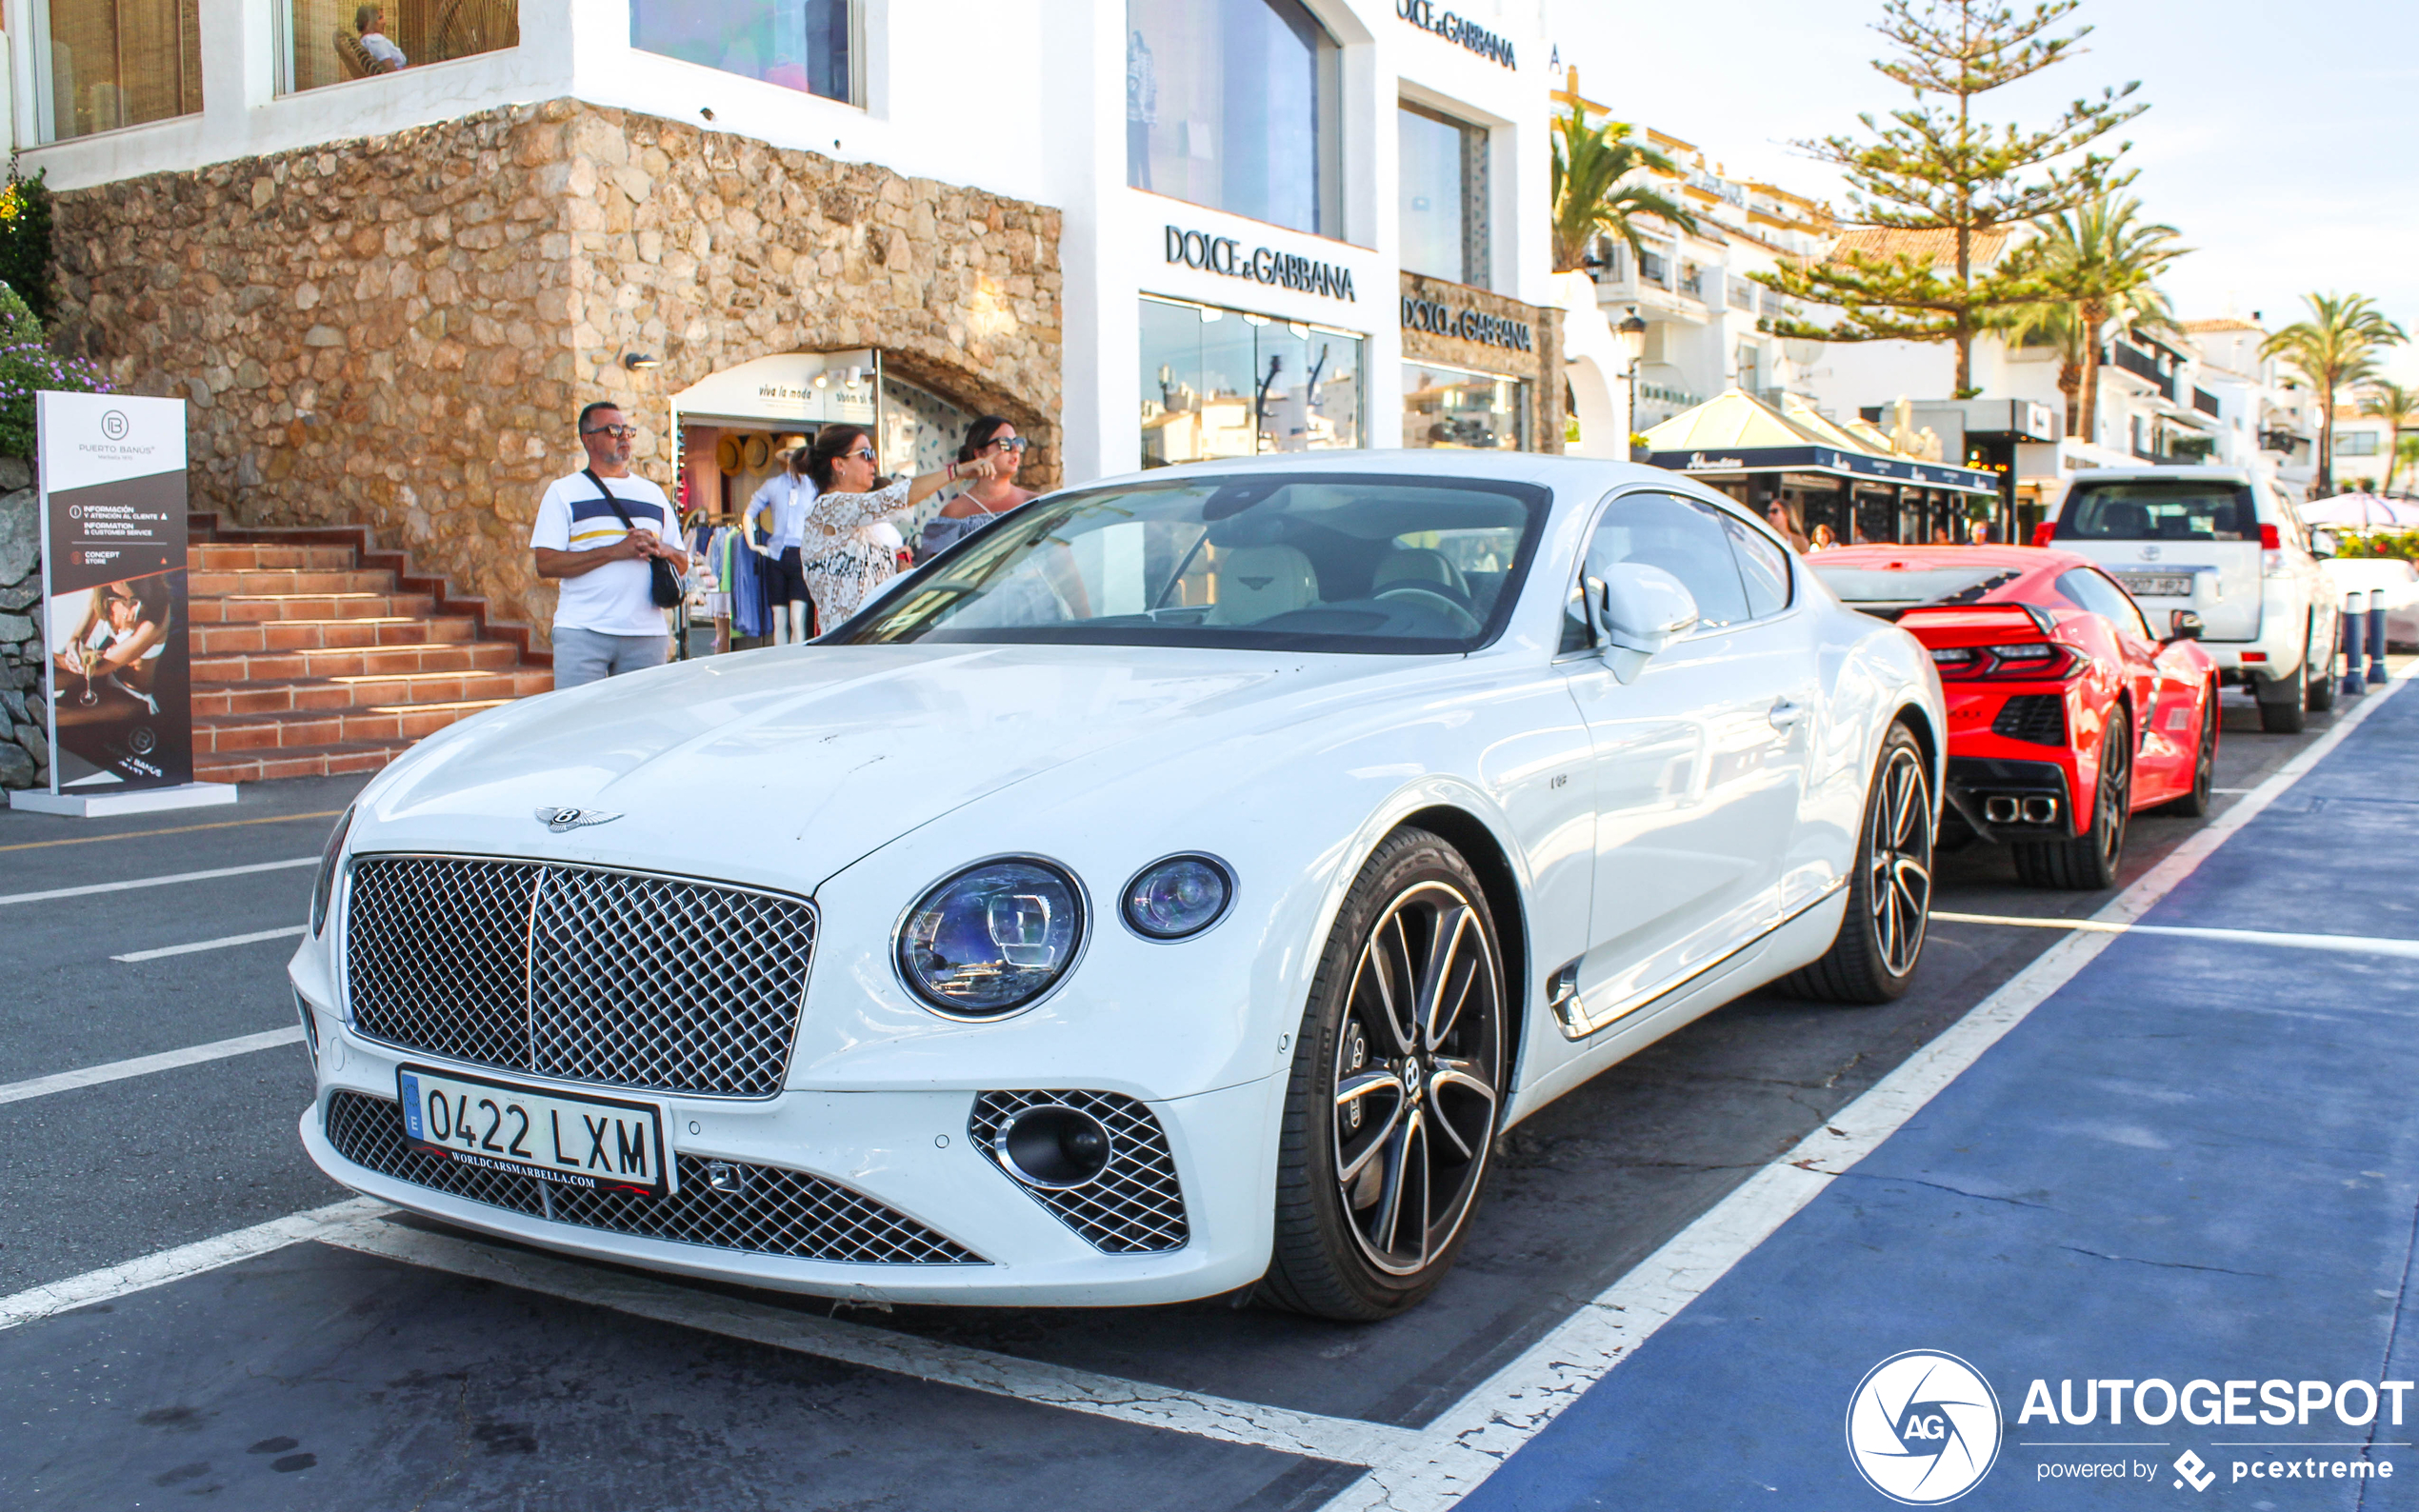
[531,401,690,689]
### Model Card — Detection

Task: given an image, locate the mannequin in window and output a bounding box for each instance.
[747,446,817,645]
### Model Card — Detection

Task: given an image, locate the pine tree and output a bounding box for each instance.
[1754,0,2144,396]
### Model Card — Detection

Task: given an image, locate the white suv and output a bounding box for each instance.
[2039,466,2341,733]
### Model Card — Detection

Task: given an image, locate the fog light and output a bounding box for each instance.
[995,1104,1112,1188]
[2022,797,2059,824]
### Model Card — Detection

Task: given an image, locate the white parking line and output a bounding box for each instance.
[1934,911,2419,960]
[112,925,308,963]
[0,1198,386,1331]
[0,1027,307,1106]
[319,1212,1427,1466]
[1320,673,2411,1511]
[0,856,317,906]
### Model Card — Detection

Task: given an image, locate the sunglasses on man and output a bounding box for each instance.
[583,424,639,439]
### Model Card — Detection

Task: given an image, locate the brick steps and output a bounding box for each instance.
[190,616,478,655]
[187,517,549,785]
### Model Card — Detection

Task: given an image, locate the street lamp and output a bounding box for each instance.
[1617,311,1649,453]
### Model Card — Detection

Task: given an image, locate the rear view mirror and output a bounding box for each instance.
[1587,564,1700,682]
[2166,609,2204,643]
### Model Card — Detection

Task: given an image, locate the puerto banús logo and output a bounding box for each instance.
[1847,1350,2004,1503]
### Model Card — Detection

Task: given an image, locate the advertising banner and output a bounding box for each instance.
[37,392,191,794]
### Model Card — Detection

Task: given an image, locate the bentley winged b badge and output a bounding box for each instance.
[535,806,621,833]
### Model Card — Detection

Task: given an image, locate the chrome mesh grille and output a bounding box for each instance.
[970,1090,1189,1254]
[345,856,812,1099]
[325,1092,985,1264]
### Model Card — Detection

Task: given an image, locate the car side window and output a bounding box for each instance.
[1722,512,1792,617]
[2058,568,2151,640]
[1579,491,1754,634]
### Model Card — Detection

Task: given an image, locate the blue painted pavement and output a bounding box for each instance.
[1466,691,2419,1510]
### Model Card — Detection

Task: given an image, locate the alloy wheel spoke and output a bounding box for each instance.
[1334,1070,1396,1110]
[1337,1092,1406,1184]
[1890,762,1919,846]
[1427,1067,1497,1164]
[1419,905,1471,1049]
[1371,1107,1422,1253]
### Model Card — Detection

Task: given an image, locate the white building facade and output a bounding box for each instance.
[2,0,1561,635]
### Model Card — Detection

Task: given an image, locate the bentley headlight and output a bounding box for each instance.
[310,804,354,936]
[898,859,1085,1015]
[1121,854,1234,940]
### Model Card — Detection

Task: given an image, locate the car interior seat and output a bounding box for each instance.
[1371,547,1469,599]
[1210,546,1321,625]
[2101,501,2151,537]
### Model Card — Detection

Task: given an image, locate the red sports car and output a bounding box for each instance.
[1807,546,2221,889]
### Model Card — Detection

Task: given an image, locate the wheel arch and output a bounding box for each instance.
[1397,804,1530,1097]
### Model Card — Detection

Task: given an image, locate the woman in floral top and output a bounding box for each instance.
[800,424,998,626]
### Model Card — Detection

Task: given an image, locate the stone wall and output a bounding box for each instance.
[0,461,49,787]
[50,100,1064,647]
[1398,270,1566,454]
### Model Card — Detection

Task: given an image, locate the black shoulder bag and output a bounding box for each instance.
[585,468,683,609]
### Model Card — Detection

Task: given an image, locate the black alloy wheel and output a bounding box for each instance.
[1780,721,1933,1004]
[2257,615,2315,734]
[2014,703,2130,890]
[2307,612,2341,712]
[1263,828,1506,1321]
[2158,688,2218,817]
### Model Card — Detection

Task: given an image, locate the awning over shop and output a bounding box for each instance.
[1640,388,2003,495]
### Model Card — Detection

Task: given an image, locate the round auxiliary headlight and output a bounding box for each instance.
[1120,853,1234,941]
[897,858,1085,1016]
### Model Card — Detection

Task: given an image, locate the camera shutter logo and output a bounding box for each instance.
[1845,1350,2002,1503]
[101,409,130,442]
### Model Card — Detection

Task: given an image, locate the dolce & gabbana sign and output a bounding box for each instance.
[1395,0,1517,69]
[1164,226,1358,302]
[1402,296,1533,352]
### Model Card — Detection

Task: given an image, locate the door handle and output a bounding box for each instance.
[1768,699,1806,732]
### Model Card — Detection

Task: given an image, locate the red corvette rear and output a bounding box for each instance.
[1806,546,2221,889]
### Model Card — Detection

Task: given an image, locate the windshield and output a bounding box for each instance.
[836,473,1549,654]
[1807,564,2022,613]
[2057,480,2256,542]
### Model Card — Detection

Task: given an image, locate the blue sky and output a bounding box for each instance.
[1544,0,2419,379]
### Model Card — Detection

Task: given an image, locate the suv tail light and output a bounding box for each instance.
[2260,521,2287,577]
[2259,523,2282,549]
[2031,522,2057,548]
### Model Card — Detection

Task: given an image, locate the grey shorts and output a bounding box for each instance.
[551,627,670,690]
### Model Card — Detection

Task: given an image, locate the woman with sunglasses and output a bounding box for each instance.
[920,416,1040,560]
[798,424,998,626]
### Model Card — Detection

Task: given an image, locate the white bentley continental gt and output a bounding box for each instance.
[293,453,1945,1320]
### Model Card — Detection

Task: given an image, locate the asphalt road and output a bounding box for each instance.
[0,679,2387,1510]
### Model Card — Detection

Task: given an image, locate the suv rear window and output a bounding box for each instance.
[2057,480,2256,542]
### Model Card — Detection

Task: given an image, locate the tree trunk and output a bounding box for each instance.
[2319,390,2335,495]
[2057,358,2081,437]
[2079,300,2108,447]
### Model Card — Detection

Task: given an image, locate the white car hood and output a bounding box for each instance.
[362,642,1403,885]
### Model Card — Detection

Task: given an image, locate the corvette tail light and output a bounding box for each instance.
[1927,641,2078,680]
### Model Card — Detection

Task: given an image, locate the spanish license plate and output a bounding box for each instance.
[396,1064,672,1197]
[2116,573,2196,599]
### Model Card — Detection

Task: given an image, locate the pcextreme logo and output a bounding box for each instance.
[1847,1351,2005,1504]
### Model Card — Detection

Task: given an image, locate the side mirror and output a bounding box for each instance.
[2310,527,2338,558]
[1587,564,1700,682]
[2166,608,2204,643]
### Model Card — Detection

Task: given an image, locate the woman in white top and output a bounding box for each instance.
[799,425,996,626]
[919,416,1041,560]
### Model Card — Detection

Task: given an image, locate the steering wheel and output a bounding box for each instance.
[1375,585,1482,635]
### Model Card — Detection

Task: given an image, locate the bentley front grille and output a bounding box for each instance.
[344,855,811,1099]
[970,1089,1190,1254]
[325,1091,986,1265]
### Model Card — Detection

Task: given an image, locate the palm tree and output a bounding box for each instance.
[2029,195,2188,447]
[1549,102,1697,274]
[2000,300,2088,437]
[2359,381,2419,493]
[2263,293,2409,493]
